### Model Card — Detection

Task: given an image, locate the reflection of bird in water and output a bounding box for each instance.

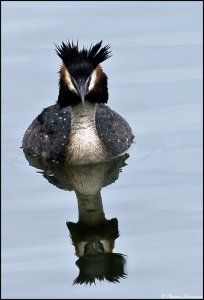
[23,152,129,285]
[22,40,134,165]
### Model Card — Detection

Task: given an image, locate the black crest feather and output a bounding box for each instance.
[55,40,112,69]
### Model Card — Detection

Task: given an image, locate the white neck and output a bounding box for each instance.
[66,101,107,164]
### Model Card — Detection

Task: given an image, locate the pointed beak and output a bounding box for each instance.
[84,241,105,255]
[76,79,88,105]
[78,84,86,105]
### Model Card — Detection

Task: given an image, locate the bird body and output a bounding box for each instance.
[22,40,134,165]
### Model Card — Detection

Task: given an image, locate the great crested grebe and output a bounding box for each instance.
[22,40,134,164]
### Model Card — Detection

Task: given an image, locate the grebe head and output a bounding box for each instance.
[55,40,112,107]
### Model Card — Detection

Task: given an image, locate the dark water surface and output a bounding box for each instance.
[2,1,203,299]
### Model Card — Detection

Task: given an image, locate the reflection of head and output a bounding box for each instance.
[67,218,119,256]
[73,253,127,285]
[67,218,127,285]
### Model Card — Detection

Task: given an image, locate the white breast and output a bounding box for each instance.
[66,102,107,164]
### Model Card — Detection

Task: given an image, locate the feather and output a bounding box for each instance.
[55,40,112,69]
